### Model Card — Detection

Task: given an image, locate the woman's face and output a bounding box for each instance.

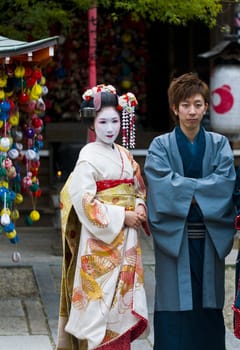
[94,106,121,145]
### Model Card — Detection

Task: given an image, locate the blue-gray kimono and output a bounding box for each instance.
[144,127,236,312]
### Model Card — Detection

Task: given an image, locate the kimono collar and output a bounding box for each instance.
[175,126,205,178]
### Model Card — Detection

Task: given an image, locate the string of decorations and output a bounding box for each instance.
[0,64,48,252]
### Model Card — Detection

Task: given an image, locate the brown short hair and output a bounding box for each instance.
[168,72,209,124]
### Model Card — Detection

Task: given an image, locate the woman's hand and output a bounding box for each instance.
[124,211,142,229]
[124,205,147,229]
[135,204,147,223]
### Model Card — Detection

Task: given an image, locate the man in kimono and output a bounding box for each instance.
[144,72,236,350]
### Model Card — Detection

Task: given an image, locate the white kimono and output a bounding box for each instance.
[57,141,149,350]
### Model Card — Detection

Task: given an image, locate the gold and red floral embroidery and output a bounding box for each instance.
[81,254,119,278]
[82,192,108,227]
[81,269,103,300]
[72,269,103,310]
[72,286,88,309]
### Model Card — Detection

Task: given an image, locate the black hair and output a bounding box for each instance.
[80,91,120,127]
[80,92,118,111]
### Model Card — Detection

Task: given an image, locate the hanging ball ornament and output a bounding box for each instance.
[14,66,25,78]
[121,79,132,90]
[29,210,40,222]
[25,215,33,226]
[0,90,5,99]
[25,127,35,139]
[18,92,29,104]
[14,193,23,204]
[12,251,21,263]
[0,137,11,152]
[15,131,23,141]
[1,213,11,225]
[11,209,20,220]
[6,230,17,239]
[25,149,37,160]
[8,148,19,159]
[9,114,19,126]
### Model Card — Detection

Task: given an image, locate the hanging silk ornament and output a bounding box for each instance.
[118,92,138,149]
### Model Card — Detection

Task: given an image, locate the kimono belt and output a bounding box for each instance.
[96,178,136,210]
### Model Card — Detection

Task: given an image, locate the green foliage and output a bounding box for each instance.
[112,0,223,27]
[0,0,73,40]
[0,0,223,40]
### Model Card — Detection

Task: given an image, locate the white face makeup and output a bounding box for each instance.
[94,106,121,145]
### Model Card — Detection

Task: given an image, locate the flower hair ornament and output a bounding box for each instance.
[81,84,138,149]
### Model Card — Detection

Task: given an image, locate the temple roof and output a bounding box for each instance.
[0,35,59,63]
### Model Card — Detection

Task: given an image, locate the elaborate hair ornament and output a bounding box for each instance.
[81,84,138,149]
[117,92,138,149]
[82,84,116,101]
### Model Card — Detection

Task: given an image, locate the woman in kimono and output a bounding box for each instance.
[144,72,236,350]
[232,167,240,339]
[56,84,149,350]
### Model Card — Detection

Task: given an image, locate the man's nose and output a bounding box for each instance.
[189,105,196,113]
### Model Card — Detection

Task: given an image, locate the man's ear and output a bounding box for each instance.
[172,105,178,115]
[204,103,209,114]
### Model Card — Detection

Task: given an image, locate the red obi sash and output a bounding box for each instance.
[96,178,134,192]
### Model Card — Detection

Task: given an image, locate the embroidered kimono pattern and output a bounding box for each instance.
[56,142,149,350]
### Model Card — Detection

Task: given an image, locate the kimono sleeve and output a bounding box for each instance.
[144,137,197,257]
[68,160,125,244]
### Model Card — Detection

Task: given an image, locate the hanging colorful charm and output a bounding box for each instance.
[0,63,49,244]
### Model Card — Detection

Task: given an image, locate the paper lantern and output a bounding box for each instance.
[210,65,240,136]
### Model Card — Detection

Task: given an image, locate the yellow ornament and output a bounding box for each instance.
[14,66,25,78]
[1,208,11,216]
[30,84,42,100]
[11,209,20,220]
[6,230,17,239]
[0,89,5,99]
[0,76,7,88]
[0,181,8,188]
[40,76,46,85]
[29,210,40,221]
[14,193,23,204]
[121,80,131,90]
[9,114,19,126]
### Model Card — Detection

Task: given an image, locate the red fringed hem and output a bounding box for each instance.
[95,313,148,350]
